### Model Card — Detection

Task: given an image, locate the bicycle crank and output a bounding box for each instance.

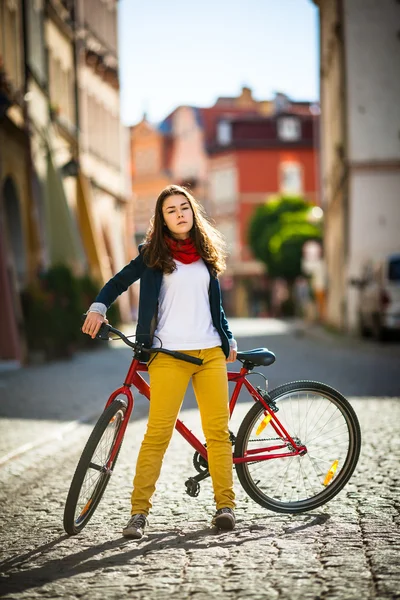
[185,470,210,497]
[192,431,235,475]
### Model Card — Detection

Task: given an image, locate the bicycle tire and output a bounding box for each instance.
[63,399,126,535]
[234,380,361,514]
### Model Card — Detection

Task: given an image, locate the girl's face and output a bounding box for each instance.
[162,194,194,240]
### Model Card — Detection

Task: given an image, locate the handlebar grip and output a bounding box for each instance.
[171,351,203,366]
[96,322,111,340]
[81,313,110,340]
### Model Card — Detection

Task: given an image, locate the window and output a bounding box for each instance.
[1,0,22,90]
[85,94,121,169]
[280,162,303,195]
[26,0,47,85]
[277,117,301,141]
[84,0,117,54]
[211,167,237,206]
[218,221,237,255]
[388,258,400,281]
[49,54,75,126]
[217,121,232,146]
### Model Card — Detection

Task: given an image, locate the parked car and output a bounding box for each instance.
[354,254,400,340]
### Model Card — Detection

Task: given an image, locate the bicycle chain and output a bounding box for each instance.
[234,438,289,468]
[248,437,282,442]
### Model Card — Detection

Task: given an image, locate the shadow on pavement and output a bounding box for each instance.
[282,513,330,534]
[0,512,331,597]
[0,534,69,571]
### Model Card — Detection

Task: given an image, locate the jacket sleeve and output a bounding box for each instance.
[214,275,235,343]
[95,251,145,308]
[220,306,234,341]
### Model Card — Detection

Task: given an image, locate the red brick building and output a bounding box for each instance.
[208,108,319,316]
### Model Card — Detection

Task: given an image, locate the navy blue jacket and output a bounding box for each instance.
[95,245,233,359]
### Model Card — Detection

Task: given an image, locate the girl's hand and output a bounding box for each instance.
[226,340,238,363]
[226,347,237,363]
[82,312,108,339]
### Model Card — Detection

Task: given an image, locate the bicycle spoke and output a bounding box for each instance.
[305,423,349,446]
[306,453,326,482]
[270,456,294,500]
[300,456,319,498]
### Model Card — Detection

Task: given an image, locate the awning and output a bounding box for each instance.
[76,171,112,284]
[44,150,86,271]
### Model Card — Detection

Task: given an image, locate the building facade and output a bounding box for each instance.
[0,0,133,364]
[76,0,132,321]
[0,0,41,362]
[314,0,400,331]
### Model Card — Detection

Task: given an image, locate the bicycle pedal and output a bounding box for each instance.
[185,477,200,497]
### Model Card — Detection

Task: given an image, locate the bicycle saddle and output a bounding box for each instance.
[237,348,276,367]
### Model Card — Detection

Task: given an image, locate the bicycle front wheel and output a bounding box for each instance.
[234,381,361,514]
[63,399,126,535]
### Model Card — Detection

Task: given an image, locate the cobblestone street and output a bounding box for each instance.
[0,320,399,599]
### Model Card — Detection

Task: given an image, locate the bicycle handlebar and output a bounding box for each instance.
[84,317,203,366]
[168,350,203,366]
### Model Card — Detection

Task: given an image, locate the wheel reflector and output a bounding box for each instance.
[256,414,272,435]
[323,459,339,486]
[79,498,92,518]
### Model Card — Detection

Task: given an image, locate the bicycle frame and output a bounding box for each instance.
[103,357,307,468]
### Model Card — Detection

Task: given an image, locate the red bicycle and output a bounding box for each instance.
[63,323,361,535]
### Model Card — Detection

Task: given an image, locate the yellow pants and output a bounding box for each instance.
[130,346,235,515]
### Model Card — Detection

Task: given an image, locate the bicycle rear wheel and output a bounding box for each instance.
[234,381,361,514]
[63,399,126,535]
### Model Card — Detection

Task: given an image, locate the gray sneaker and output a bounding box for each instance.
[212,508,236,530]
[122,513,148,539]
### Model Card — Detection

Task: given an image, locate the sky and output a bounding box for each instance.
[118,0,319,127]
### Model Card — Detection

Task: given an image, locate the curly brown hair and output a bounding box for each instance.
[142,185,227,276]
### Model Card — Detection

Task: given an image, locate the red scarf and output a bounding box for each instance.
[164,235,200,264]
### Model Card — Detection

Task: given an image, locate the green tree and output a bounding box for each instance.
[248,195,322,280]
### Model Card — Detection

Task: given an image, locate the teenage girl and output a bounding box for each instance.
[82,184,237,539]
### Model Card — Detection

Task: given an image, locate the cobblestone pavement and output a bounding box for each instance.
[0,320,399,599]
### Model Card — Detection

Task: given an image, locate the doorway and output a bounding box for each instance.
[0,176,26,361]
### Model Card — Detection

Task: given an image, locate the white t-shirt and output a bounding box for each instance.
[152,259,222,351]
